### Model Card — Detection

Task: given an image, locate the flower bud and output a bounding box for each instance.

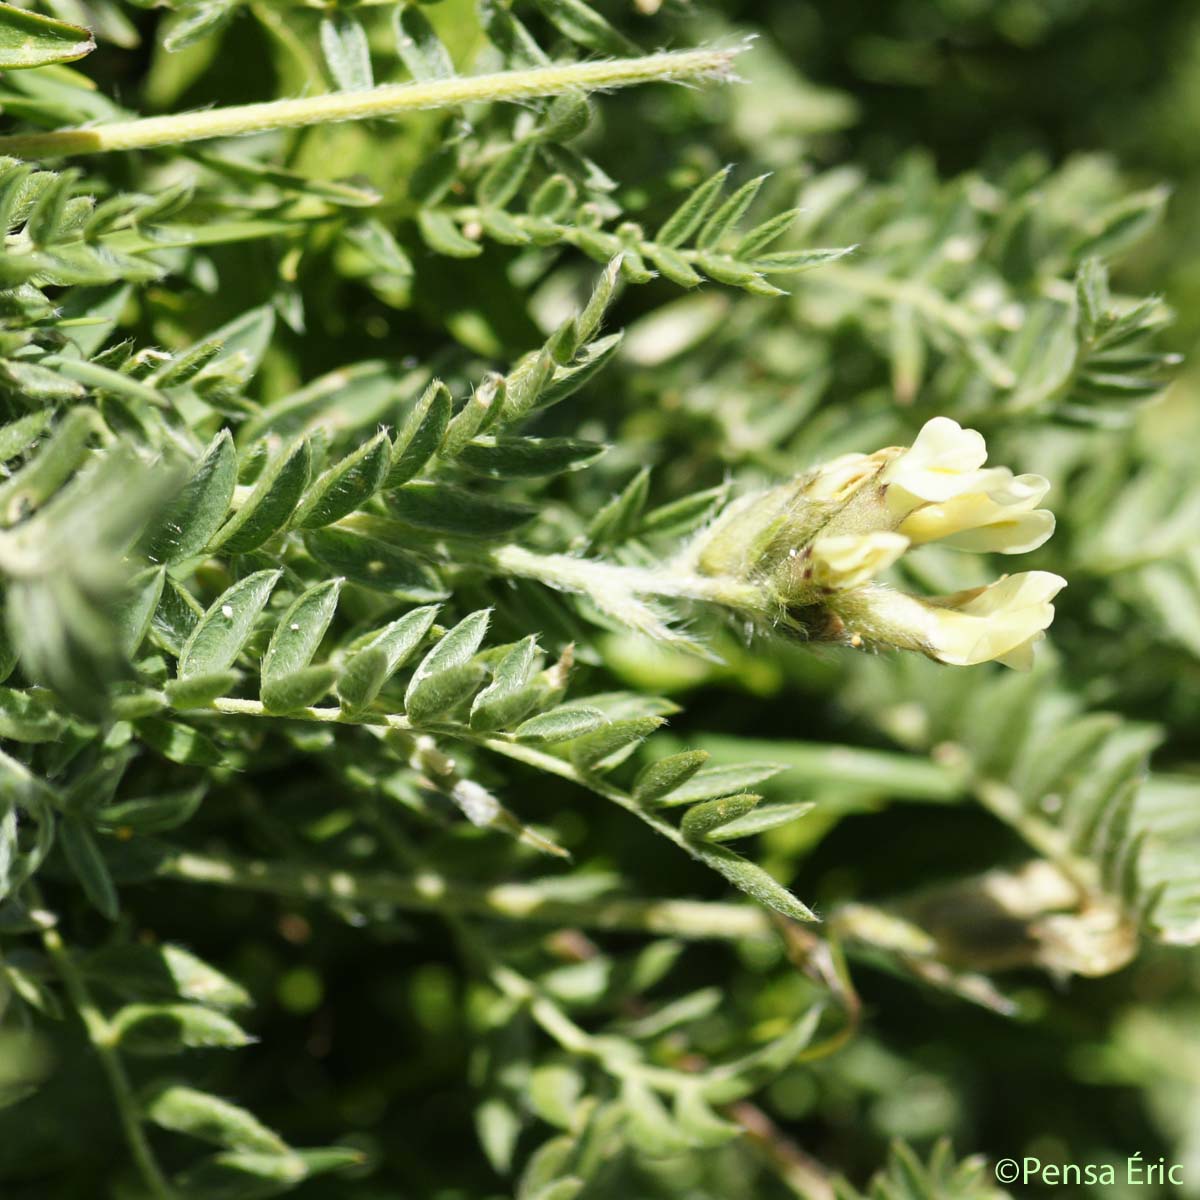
[838,571,1066,669]
[809,532,909,591]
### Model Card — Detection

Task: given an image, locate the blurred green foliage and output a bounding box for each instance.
[2,0,1199,1198]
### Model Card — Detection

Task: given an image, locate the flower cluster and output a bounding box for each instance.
[691,418,1065,669]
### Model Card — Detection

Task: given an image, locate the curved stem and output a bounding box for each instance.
[39,914,177,1199]
[0,49,740,159]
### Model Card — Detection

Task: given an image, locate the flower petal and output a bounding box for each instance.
[882,417,994,504]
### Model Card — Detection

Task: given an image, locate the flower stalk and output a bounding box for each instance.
[0,49,740,159]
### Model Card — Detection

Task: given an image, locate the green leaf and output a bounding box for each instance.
[112,1003,253,1055]
[733,207,802,258]
[3,958,62,1019]
[0,408,53,463]
[681,793,761,840]
[695,253,766,289]
[656,166,731,249]
[387,482,536,537]
[174,1146,362,1199]
[344,219,413,280]
[261,579,342,694]
[570,716,663,773]
[162,0,236,51]
[335,648,389,716]
[673,1087,742,1147]
[699,1006,822,1102]
[470,635,540,730]
[386,380,451,487]
[0,3,94,69]
[338,605,439,712]
[528,1064,584,1130]
[632,750,710,804]
[517,1135,578,1200]
[136,717,223,766]
[644,244,702,287]
[178,569,281,679]
[653,761,786,807]
[405,610,490,722]
[144,1083,289,1154]
[457,435,605,478]
[164,667,241,710]
[0,687,67,744]
[586,468,650,547]
[114,567,166,658]
[151,578,205,657]
[691,841,816,924]
[478,141,536,209]
[304,528,445,601]
[750,246,855,274]
[96,786,205,834]
[1072,186,1169,261]
[83,943,250,1009]
[210,439,311,553]
[514,705,607,744]
[418,210,482,258]
[537,93,592,144]
[532,0,637,57]
[697,173,768,249]
[706,801,815,842]
[394,2,455,81]
[319,11,373,91]
[536,333,623,409]
[622,1078,692,1157]
[441,374,504,458]
[145,431,237,565]
[260,664,338,714]
[530,174,576,220]
[0,406,97,522]
[203,305,276,385]
[477,1095,522,1174]
[172,1151,306,1200]
[60,816,118,920]
[291,431,390,529]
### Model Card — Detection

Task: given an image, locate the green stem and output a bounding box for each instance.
[39,917,177,1200]
[210,695,406,725]
[160,848,772,940]
[0,49,739,159]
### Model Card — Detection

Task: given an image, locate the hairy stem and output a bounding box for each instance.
[488,542,770,613]
[0,49,740,159]
[160,848,773,940]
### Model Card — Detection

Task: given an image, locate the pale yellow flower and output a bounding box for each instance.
[898,471,1055,554]
[921,571,1067,668]
[810,531,909,591]
[882,416,1008,515]
[837,571,1065,670]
